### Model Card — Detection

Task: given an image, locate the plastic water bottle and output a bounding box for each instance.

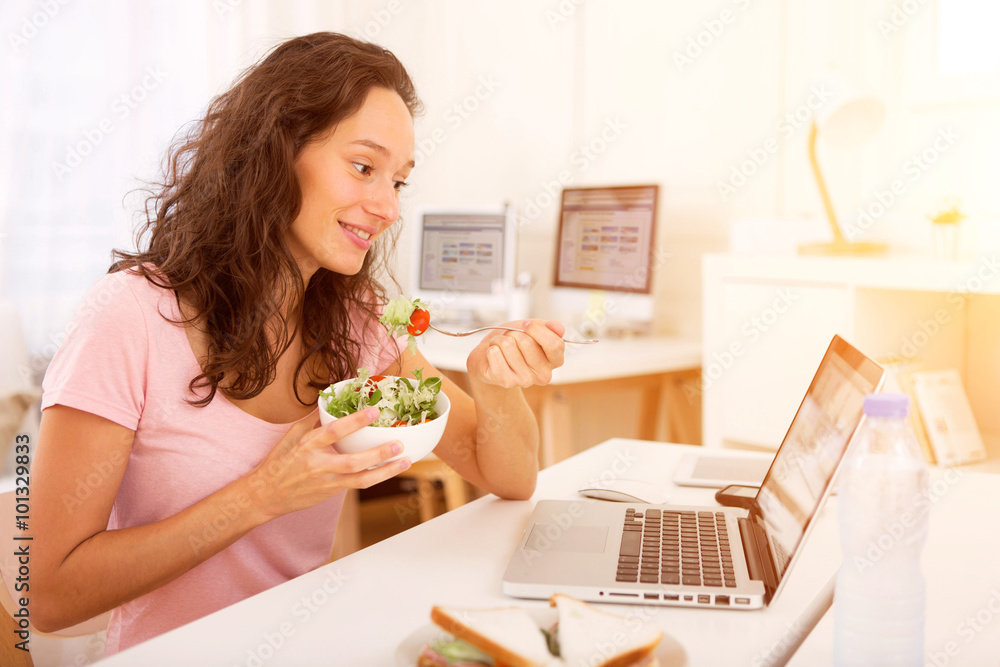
[834,393,929,667]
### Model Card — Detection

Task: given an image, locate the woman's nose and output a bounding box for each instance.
[364,179,399,223]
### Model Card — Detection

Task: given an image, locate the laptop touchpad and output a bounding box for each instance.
[525,525,608,553]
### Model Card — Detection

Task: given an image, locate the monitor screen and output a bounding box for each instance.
[553,185,658,294]
[409,205,518,324]
[418,211,507,294]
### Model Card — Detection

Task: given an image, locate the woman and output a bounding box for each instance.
[31,32,565,654]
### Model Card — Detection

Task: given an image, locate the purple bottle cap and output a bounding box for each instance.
[863,393,910,418]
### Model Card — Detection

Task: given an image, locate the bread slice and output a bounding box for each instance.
[550,595,662,667]
[429,605,556,667]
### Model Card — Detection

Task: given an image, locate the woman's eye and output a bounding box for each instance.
[352,162,373,176]
[393,180,409,192]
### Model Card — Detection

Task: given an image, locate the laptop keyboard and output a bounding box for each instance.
[615,508,736,587]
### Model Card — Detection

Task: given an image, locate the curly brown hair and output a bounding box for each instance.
[112,32,422,406]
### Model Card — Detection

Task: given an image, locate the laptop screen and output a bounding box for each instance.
[749,335,884,600]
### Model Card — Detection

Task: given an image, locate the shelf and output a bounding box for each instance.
[704,253,1000,294]
[702,253,1000,467]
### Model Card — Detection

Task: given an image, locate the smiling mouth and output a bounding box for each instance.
[340,223,372,240]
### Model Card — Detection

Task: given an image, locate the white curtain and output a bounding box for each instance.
[0,1,228,379]
[0,0,349,378]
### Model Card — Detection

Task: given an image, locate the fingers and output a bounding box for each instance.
[318,433,411,490]
[330,438,407,474]
[482,319,566,388]
[542,319,567,338]
[486,337,539,387]
[528,320,566,366]
[310,409,413,476]
[301,407,380,450]
[333,452,412,489]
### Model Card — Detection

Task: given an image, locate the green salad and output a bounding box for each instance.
[379,295,429,354]
[320,368,442,427]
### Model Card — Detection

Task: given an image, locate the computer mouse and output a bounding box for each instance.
[577,478,670,504]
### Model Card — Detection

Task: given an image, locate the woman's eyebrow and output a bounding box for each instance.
[350,138,388,155]
[349,139,415,170]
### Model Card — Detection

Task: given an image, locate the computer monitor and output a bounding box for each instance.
[551,184,659,335]
[409,204,520,325]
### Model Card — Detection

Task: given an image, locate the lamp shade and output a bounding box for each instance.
[815,69,886,146]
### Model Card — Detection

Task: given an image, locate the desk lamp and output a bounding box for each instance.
[799,75,887,255]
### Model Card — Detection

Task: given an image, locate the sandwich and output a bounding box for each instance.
[416,594,663,667]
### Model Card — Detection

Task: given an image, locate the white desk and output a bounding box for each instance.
[419,331,702,465]
[100,440,1000,666]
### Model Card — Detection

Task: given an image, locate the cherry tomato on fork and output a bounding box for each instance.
[407,308,430,336]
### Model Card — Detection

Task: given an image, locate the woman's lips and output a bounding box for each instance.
[340,222,373,249]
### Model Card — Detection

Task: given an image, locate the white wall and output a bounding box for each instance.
[333,0,1000,339]
[4,0,997,353]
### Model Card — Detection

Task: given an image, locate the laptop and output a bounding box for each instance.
[502,334,884,609]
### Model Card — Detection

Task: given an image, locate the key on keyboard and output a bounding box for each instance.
[615,509,736,587]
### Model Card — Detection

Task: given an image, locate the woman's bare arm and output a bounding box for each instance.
[397,319,566,500]
[31,405,406,632]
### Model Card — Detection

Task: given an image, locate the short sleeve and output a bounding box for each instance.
[41,271,150,430]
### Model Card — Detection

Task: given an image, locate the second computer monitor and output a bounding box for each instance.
[553,184,658,294]
[409,204,518,325]
[551,185,658,335]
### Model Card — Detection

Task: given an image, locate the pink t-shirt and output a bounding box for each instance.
[41,269,404,654]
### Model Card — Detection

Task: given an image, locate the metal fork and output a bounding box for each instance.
[428,324,598,344]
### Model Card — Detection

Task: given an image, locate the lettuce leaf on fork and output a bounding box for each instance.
[380,295,429,354]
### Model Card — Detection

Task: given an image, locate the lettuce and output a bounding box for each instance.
[320,368,442,427]
[428,638,494,664]
[379,295,428,355]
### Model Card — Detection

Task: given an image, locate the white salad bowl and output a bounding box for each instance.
[317,376,451,464]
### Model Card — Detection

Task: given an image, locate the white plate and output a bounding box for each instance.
[394,606,687,666]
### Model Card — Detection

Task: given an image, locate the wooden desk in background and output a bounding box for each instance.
[418,332,702,467]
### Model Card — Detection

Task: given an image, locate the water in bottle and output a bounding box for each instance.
[833,393,929,667]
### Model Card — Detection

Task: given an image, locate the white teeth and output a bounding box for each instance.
[341,223,371,240]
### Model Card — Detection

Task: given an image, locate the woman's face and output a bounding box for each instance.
[288,87,415,281]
